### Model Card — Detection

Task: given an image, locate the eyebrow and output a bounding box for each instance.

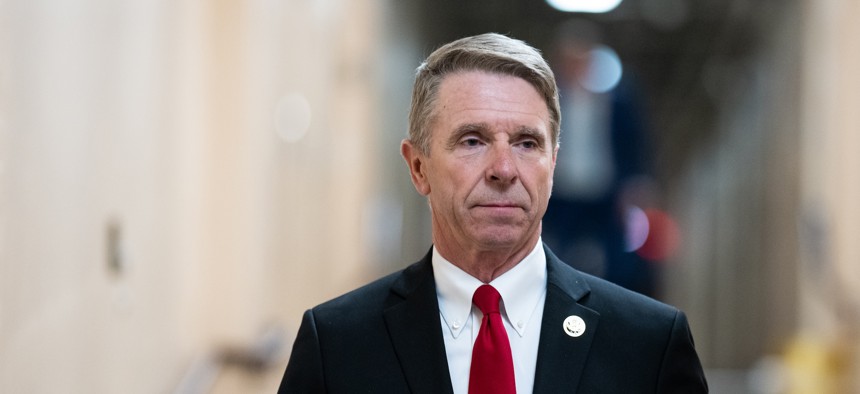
[508,126,549,151]
[515,126,547,146]
[444,122,489,150]
[444,123,548,150]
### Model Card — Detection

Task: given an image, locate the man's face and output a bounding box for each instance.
[403,71,557,253]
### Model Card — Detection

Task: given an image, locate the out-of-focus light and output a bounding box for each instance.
[624,205,650,252]
[582,45,623,93]
[546,0,623,13]
[274,92,311,143]
[635,208,681,262]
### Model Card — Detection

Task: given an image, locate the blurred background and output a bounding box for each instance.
[1,0,859,392]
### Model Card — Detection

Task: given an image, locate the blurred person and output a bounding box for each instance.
[544,20,659,296]
[278,33,706,393]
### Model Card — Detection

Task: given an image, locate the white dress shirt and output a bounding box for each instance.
[432,240,548,394]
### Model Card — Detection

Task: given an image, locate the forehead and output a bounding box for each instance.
[432,71,550,134]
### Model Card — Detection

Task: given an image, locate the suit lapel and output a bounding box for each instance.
[383,251,454,394]
[533,246,600,394]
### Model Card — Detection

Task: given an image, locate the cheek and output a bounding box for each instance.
[530,168,555,200]
[429,176,456,205]
[442,166,474,192]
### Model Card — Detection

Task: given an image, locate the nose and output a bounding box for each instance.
[486,145,518,185]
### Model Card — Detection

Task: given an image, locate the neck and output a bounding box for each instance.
[433,228,541,283]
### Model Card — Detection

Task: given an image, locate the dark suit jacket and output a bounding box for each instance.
[279,245,708,393]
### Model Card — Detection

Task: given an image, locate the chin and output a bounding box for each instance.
[471,229,530,249]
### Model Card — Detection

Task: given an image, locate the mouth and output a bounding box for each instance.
[475,202,521,208]
[472,202,525,214]
[478,202,520,208]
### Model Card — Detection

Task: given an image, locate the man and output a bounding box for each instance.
[279,33,707,393]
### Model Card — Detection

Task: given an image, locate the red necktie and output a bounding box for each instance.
[469,284,516,394]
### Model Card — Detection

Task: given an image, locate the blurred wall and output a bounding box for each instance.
[0,0,409,392]
[666,1,802,368]
[666,0,860,391]
[1,1,203,391]
[795,0,860,391]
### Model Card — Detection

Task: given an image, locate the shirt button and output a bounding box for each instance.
[517,321,524,329]
[452,320,461,330]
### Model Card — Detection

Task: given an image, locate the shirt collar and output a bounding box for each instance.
[433,240,547,338]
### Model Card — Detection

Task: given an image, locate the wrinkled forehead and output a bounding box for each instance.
[430,71,553,135]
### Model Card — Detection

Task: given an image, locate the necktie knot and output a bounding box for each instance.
[472,284,501,315]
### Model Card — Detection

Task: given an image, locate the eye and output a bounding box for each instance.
[460,136,483,147]
[518,139,539,150]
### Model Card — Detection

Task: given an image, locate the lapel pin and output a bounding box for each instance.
[563,315,586,337]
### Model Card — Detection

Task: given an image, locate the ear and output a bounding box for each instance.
[401,139,431,196]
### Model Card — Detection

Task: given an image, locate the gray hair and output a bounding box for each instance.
[407,33,561,154]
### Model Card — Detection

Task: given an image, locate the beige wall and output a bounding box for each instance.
[0,1,386,392]
[796,0,860,391]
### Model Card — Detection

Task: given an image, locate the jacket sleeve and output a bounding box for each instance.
[278,309,326,394]
[655,311,709,393]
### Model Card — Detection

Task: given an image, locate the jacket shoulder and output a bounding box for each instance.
[545,245,680,322]
[309,254,434,321]
[579,270,680,319]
